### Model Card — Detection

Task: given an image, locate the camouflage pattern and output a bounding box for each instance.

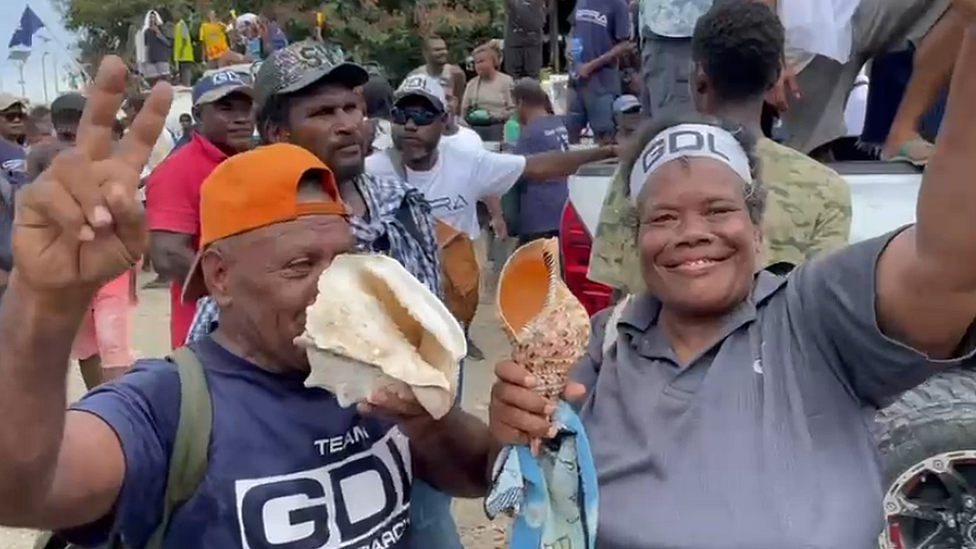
[253,40,363,111]
[640,0,715,38]
[587,137,852,294]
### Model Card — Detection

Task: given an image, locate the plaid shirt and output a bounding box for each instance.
[186,172,441,343]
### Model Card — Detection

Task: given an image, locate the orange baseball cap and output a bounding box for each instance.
[181,143,349,303]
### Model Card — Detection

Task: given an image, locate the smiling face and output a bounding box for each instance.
[637,157,760,317]
[426,38,449,66]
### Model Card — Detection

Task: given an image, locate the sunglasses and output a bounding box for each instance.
[2,111,25,122]
[391,106,441,127]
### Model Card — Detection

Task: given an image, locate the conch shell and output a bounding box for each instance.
[497,238,591,401]
[297,253,466,419]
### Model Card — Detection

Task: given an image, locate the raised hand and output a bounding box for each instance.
[12,56,172,300]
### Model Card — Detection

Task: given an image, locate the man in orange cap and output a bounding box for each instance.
[0,57,496,548]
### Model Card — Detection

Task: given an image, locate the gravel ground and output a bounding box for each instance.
[0,270,512,549]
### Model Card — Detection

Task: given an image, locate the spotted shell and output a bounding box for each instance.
[496,238,591,400]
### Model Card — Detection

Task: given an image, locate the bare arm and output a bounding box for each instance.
[584,41,634,72]
[0,275,124,528]
[149,230,195,283]
[483,195,504,221]
[451,67,467,114]
[409,408,501,497]
[523,145,616,181]
[876,25,976,358]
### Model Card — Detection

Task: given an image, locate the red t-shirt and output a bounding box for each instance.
[146,133,227,349]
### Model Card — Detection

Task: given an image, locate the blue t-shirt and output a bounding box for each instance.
[63,337,412,549]
[514,115,570,235]
[569,0,632,96]
[568,0,631,95]
[247,37,264,60]
[0,137,27,303]
[269,26,289,52]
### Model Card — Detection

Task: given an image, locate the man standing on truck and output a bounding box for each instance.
[589,0,852,295]
[763,0,967,163]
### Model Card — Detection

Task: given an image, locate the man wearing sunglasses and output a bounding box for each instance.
[0,93,30,308]
[368,74,618,243]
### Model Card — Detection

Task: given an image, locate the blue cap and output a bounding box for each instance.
[612,94,642,114]
[192,69,253,107]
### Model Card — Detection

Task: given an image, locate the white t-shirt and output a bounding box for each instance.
[371,119,393,152]
[442,125,484,154]
[365,141,526,237]
[779,0,861,66]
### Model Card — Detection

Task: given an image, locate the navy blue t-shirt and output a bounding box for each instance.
[64,337,412,549]
[568,0,631,96]
[514,115,570,235]
[0,136,28,304]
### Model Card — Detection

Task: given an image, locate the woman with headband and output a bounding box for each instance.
[486,23,976,545]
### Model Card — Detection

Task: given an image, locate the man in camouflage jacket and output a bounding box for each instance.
[590,0,852,295]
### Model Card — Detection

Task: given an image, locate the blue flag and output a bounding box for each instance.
[7,5,46,60]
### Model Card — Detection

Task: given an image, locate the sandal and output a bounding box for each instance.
[883,136,934,167]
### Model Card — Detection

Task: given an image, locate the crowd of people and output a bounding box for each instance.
[131,8,298,87]
[0,0,972,548]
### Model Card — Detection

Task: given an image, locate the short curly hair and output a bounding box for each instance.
[691,0,784,103]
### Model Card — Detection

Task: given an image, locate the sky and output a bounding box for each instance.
[0,0,79,105]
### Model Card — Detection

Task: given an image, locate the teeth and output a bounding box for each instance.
[684,259,714,267]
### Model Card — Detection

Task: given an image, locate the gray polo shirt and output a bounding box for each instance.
[572,229,975,549]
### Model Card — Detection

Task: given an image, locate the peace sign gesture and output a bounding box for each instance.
[12,56,172,301]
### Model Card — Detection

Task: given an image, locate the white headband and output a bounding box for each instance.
[628,124,753,205]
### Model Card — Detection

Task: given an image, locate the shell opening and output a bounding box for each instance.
[359,268,454,374]
[498,239,559,335]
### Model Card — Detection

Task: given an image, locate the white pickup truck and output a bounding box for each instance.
[562,161,976,549]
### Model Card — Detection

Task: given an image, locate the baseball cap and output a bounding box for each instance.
[0,93,26,112]
[253,41,370,111]
[192,70,253,107]
[51,93,87,115]
[394,74,447,113]
[181,143,350,303]
[613,95,642,115]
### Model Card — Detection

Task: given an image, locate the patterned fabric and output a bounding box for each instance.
[253,40,359,110]
[485,401,599,549]
[186,173,441,344]
[588,137,852,294]
[640,0,714,38]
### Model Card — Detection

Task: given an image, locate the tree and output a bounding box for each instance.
[56,0,504,84]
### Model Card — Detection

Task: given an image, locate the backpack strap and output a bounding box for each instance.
[143,347,213,549]
[601,295,632,358]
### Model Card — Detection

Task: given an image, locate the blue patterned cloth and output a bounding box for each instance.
[185,172,442,344]
[485,401,599,549]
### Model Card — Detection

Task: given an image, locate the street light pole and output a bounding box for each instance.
[54,57,61,95]
[41,52,50,103]
[17,62,26,97]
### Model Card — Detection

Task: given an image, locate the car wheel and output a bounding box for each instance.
[876,368,976,548]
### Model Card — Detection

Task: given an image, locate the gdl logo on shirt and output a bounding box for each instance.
[234,429,411,549]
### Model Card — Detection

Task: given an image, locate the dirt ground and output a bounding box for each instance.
[0,270,511,549]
